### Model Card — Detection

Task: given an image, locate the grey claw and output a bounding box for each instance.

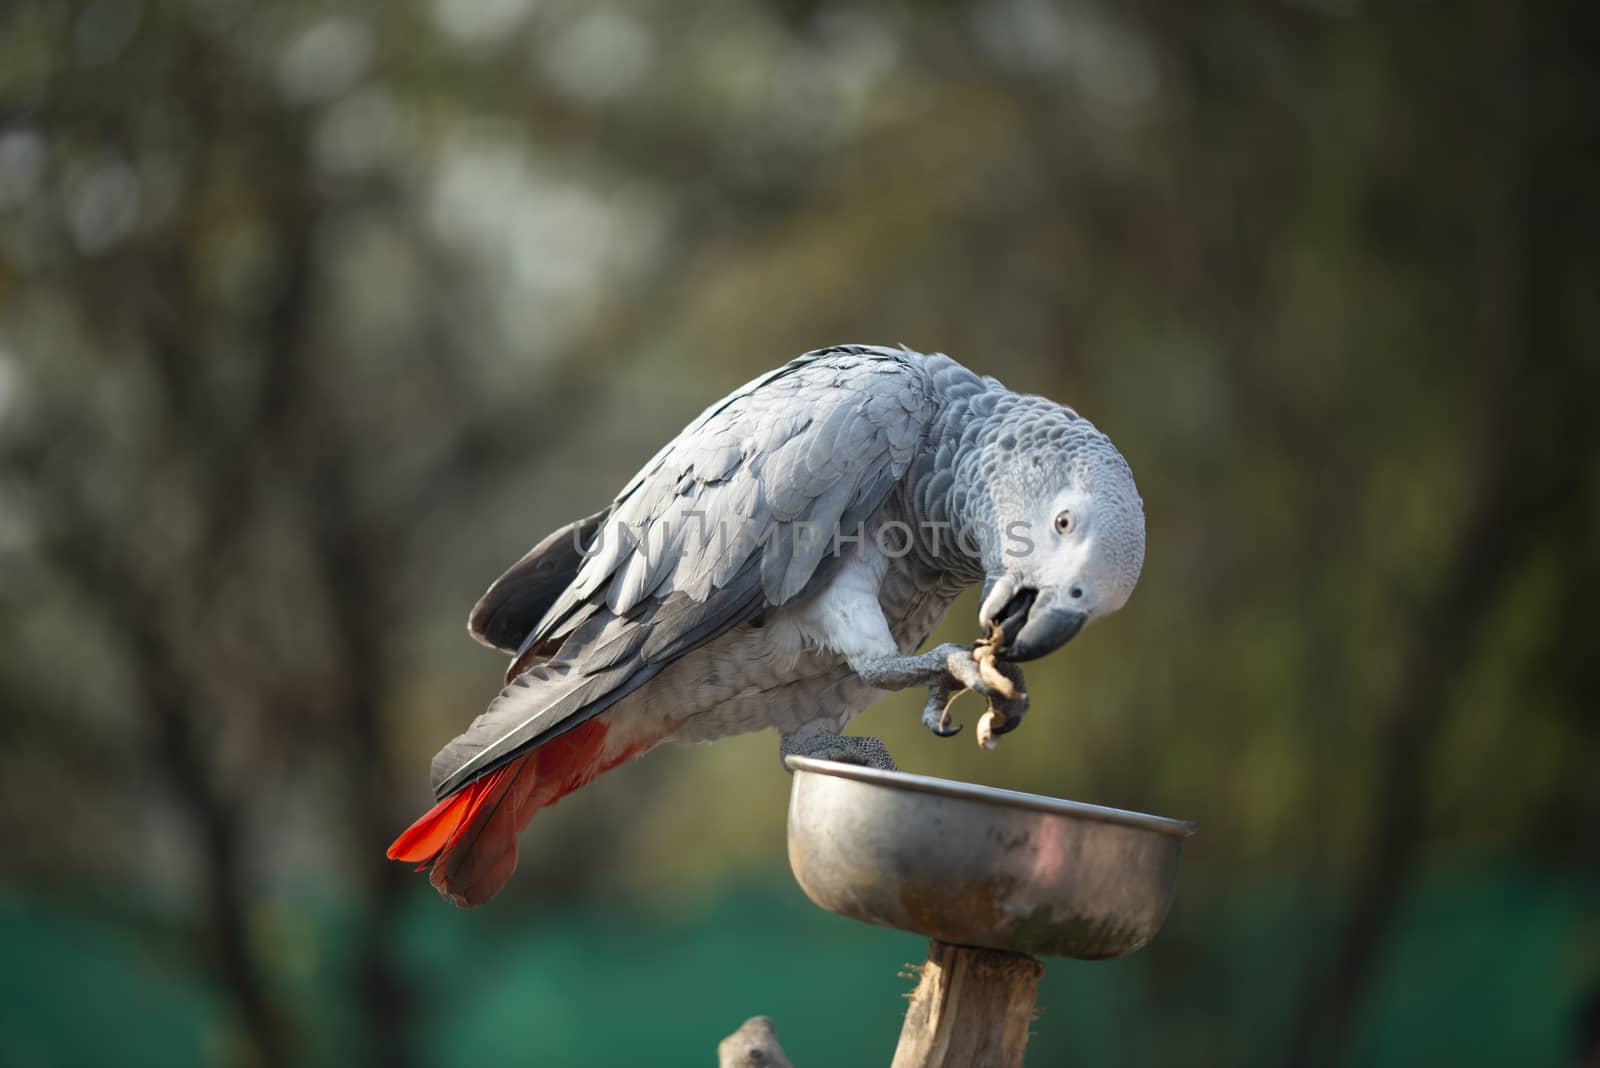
[991,709,1024,735]
[921,694,963,737]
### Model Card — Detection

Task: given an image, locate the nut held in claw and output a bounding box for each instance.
[971,622,1015,750]
[976,708,1007,750]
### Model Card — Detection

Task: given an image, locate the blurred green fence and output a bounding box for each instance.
[5,866,1592,1067]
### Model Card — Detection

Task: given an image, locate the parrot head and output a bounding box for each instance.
[967,398,1146,662]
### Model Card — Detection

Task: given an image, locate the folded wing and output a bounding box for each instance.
[430,346,938,798]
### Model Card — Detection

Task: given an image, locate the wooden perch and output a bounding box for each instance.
[718,1016,795,1068]
[892,940,1043,1068]
[719,940,1043,1067]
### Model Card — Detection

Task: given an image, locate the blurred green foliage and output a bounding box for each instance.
[0,0,1596,1065]
[0,871,1592,1066]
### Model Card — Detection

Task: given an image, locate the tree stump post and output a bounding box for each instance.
[717,1015,795,1068]
[891,939,1044,1068]
[718,941,1044,1066]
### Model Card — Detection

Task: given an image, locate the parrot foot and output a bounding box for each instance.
[854,643,1029,741]
[780,726,898,772]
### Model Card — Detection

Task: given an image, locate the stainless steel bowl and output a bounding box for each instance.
[785,756,1195,960]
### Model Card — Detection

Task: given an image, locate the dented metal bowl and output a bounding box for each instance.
[785,756,1195,960]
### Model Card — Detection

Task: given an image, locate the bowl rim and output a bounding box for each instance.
[786,755,1197,838]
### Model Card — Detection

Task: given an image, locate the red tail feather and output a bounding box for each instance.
[386,719,649,907]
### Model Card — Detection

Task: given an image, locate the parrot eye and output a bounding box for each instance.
[1053,509,1074,535]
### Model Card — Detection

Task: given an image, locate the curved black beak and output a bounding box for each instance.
[992,587,1086,662]
[989,587,1036,650]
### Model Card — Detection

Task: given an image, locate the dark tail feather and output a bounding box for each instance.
[467,509,609,653]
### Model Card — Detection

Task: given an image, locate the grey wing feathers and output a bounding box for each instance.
[430,347,939,798]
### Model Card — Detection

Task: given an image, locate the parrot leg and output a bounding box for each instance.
[852,644,1028,739]
[780,724,898,772]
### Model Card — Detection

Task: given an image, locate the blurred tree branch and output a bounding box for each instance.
[1284,1,1599,1062]
[9,442,292,1064]
[1,6,882,1065]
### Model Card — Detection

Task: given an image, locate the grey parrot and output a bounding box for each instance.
[388,345,1146,905]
